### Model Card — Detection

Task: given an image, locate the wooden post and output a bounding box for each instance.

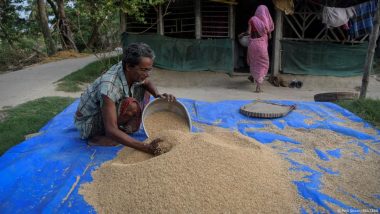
[360,2,380,99]
[229,4,235,39]
[158,5,164,35]
[119,9,126,35]
[272,8,283,76]
[195,0,201,39]
[229,4,235,74]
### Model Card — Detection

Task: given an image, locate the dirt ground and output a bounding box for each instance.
[0,52,121,109]
[1,53,379,110]
[150,68,380,102]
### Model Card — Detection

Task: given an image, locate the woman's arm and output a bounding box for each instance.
[101,95,159,154]
[143,79,160,98]
[247,20,252,34]
[143,79,176,102]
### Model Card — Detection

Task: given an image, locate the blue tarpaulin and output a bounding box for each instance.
[0,99,379,213]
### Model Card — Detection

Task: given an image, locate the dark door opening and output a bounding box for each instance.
[234,0,275,73]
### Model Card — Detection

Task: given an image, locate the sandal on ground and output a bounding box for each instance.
[280,79,288,87]
[289,80,297,88]
[295,81,303,89]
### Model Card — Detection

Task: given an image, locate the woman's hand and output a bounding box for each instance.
[157,93,176,102]
[239,32,249,38]
[146,138,163,155]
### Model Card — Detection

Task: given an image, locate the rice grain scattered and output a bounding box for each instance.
[79,111,300,213]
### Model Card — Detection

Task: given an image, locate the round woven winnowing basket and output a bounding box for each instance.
[240,101,296,119]
[314,92,358,102]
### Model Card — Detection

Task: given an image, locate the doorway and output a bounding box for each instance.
[234,0,275,73]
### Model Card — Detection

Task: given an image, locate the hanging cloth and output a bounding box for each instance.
[322,6,356,28]
[349,0,378,39]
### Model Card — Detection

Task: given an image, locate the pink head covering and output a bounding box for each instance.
[249,5,274,37]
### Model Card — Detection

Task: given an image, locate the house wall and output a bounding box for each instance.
[123,0,236,73]
[123,1,278,73]
[122,33,234,73]
[234,1,276,72]
[278,1,370,76]
[124,0,233,39]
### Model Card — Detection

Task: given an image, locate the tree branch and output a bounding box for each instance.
[128,0,173,35]
[46,0,59,19]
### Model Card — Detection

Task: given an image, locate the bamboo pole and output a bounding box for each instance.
[158,5,164,35]
[272,9,283,76]
[360,2,380,99]
[195,0,201,39]
[119,9,126,35]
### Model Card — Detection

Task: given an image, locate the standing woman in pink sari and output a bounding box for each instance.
[246,5,274,93]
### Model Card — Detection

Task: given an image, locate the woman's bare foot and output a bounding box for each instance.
[88,136,119,146]
[255,85,263,93]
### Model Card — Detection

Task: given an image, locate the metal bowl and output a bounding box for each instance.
[142,98,192,138]
[238,33,250,47]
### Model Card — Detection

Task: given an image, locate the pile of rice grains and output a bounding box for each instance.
[80,109,380,213]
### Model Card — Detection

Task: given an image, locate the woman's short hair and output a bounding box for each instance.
[122,43,155,69]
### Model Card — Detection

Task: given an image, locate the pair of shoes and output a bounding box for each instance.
[268,75,288,87]
[268,76,279,87]
[289,80,303,88]
[279,79,288,87]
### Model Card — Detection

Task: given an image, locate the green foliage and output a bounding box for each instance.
[0,37,41,72]
[0,97,75,156]
[335,99,380,128]
[0,43,23,71]
[22,0,42,37]
[117,0,169,23]
[66,1,119,52]
[0,0,47,71]
[1,0,171,70]
[65,6,92,51]
[56,55,121,92]
[67,0,170,51]
[0,0,27,43]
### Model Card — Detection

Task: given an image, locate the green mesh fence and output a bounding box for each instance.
[281,40,369,77]
[122,33,234,73]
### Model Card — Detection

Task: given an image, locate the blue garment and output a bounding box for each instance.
[349,0,378,39]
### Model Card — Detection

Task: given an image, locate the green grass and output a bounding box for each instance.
[56,55,121,92]
[0,97,75,156]
[335,99,380,128]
